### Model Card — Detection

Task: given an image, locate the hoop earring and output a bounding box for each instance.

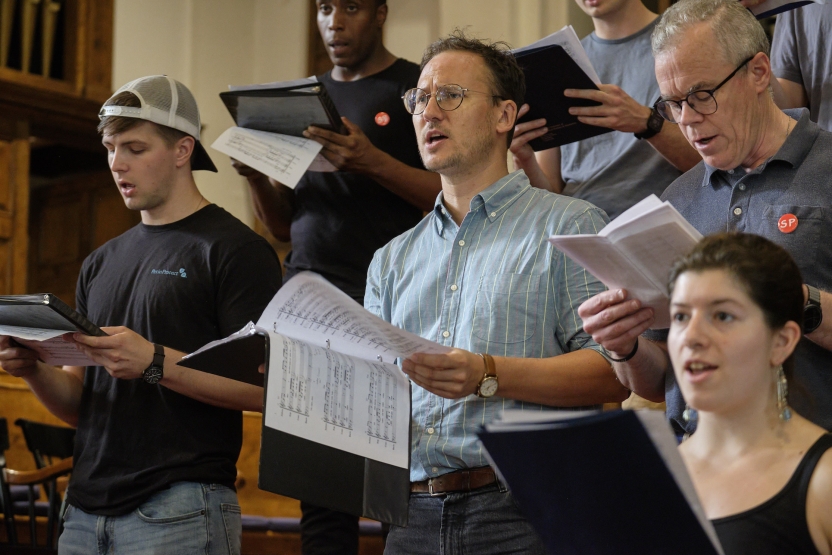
[776,365,792,422]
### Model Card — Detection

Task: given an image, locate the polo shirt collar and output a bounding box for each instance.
[701,108,815,188]
[431,170,531,236]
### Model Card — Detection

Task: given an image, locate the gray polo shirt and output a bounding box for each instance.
[659,108,832,435]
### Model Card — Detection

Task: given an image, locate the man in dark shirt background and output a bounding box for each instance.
[232,1,441,553]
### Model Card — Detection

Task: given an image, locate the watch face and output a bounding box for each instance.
[805,306,822,333]
[143,366,163,384]
[479,377,499,398]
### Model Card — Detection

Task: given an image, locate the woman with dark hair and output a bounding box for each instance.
[667,232,832,555]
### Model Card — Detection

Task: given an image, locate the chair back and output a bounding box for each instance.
[0,419,74,552]
[13,420,75,469]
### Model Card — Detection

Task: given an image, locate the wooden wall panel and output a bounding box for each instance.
[0,121,31,296]
[28,170,139,307]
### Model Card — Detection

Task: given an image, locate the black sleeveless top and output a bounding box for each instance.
[712,433,832,555]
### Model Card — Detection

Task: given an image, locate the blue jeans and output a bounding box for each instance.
[59,482,241,555]
[384,483,546,555]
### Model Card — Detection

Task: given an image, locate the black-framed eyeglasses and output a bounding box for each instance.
[402,84,501,115]
[654,56,756,123]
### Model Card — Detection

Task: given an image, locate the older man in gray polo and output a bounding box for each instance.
[578,0,832,436]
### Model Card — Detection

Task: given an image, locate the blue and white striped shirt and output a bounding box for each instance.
[365,170,609,481]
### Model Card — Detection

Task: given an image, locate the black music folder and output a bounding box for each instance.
[220,80,345,137]
[478,410,724,555]
[179,321,410,526]
[514,44,613,150]
[0,294,105,336]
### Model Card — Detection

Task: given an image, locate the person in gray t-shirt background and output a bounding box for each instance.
[766,1,832,131]
[511,0,701,219]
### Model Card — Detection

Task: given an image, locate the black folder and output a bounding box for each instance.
[478,410,723,555]
[219,82,345,137]
[0,294,106,336]
[514,44,613,150]
[178,326,411,526]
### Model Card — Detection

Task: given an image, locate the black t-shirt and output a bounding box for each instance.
[284,58,424,302]
[67,204,282,515]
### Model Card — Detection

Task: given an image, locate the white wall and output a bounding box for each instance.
[112,0,593,226]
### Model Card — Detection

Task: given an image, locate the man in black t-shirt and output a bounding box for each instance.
[232,1,440,553]
[0,76,281,555]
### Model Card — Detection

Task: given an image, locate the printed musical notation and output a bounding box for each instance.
[266,272,450,364]
[366,364,398,444]
[264,333,408,468]
[245,272,451,468]
[211,126,331,188]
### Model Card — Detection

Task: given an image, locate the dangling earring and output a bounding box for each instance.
[776,365,792,422]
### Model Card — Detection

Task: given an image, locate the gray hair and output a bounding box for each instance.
[652,0,770,66]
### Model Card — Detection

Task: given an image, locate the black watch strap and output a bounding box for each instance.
[634,106,664,140]
[804,285,823,334]
[142,343,165,384]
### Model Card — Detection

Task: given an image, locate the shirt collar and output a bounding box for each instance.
[431,170,531,236]
[701,108,815,188]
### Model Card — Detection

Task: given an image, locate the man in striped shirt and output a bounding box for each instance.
[365,32,630,555]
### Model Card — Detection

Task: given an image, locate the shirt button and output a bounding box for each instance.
[728,169,734,174]
[432,467,439,473]
[427,427,435,434]
[450,284,458,291]
[738,184,746,191]
[458,240,465,246]
[442,331,450,338]
[490,212,496,218]
[733,207,742,216]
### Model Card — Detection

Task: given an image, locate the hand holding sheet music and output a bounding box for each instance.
[0,294,105,366]
[182,272,450,468]
[548,195,702,329]
[180,272,443,523]
[512,26,612,149]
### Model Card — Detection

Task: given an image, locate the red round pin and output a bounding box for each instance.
[778,213,798,234]
[375,112,390,126]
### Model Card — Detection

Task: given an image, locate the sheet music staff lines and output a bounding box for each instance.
[227,130,302,173]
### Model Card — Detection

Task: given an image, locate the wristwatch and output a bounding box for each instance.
[804,285,823,334]
[476,353,499,398]
[634,106,664,140]
[142,343,165,384]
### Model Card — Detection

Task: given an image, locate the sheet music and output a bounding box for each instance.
[548,195,702,329]
[636,411,725,555]
[257,272,450,364]
[211,126,333,189]
[513,25,600,84]
[264,333,409,468]
[0,325,97,366]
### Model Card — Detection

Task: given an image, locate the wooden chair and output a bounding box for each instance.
[14,419,75,470]
[0,418,74,552]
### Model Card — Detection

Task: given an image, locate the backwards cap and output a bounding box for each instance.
[99,75,218,172]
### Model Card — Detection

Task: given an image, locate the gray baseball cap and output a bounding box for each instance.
[99,75,218,172]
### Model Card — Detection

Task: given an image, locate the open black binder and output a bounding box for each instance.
[0,294,105,336]
[219,82,345,137]
[478,410,724,555]
[178,323,410,526]
[515,44,613,150]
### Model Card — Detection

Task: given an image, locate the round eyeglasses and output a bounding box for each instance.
[402,84,501,115]
[654,56,755,124]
